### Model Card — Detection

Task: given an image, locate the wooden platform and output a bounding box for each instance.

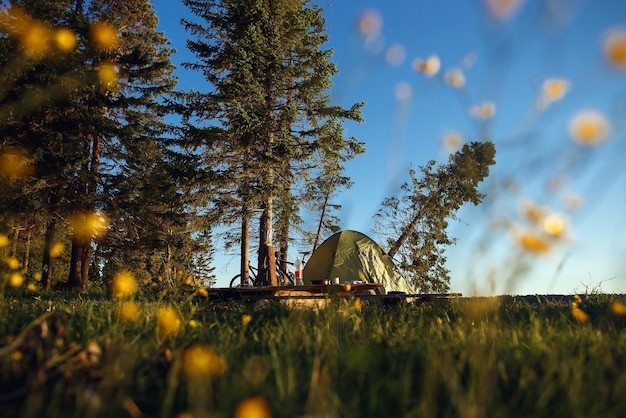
[205,283,383,302]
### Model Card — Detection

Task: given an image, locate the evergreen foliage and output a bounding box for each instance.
[375,141,496,293]
[176,0,364,281]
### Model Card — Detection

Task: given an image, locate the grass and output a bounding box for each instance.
[1,291,626,418]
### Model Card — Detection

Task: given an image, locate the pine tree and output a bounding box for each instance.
[375,141,496,293]
[0,0,180,291]
[178,0,363,284]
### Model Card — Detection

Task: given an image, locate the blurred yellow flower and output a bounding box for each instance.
[543,214,566,237]
[485,0,525,20]
[412,55,440,77]
[571,305,589,323]
[54,28,76,52]
[157,306,182,341]
[469,101,496,119]
[9,272,24,288]
[0,149,34,178]
[70,211,109,239]
[188,319,200,328]
[182,345,228,379]
[184,275,194,285]
[242,314,253,326]
[0,234,8,248]
[357,9,382,39]
[352,298,363,311]
[538,78,569,109]
[89,21,119,50]
[568,110,611,145]
[4,256,20,270]
[49,242,65,258]
[444,68,466,88]
[343,283,352,292]
[234,396,272,418]
[98,62,118,87]
[611,301,626,316]
[521,203,545,225]
[33,272,42,282]
[385,44,406,67]
[603,27,626,70]
[442,131,464,151]
[27,283,38,292]
[573,294,583,304]
[118,301,141,322]
[21,22,51,57]
[518,232,551,254]
[197,288,209,297]
[111,271,138,299]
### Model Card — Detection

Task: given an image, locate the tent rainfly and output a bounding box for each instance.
[302,230,414,294]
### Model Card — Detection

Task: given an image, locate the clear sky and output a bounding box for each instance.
[152,0,626,295]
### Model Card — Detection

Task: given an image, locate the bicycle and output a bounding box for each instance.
[229,262,294,287]
[229,251,310,288]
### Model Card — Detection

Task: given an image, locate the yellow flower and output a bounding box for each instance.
[518,232,551,254]
[568,110,611,145]
[4,256,20,270]
[603,27,626,70]
[357,9,382,39]
[156,306,182,341]
[242,314,253,326]
[573,294,583,304]
[54,28,76,52]
[543,214,566,238]
[49,242,65,258]
[469,101,496,119]
[188,319,200,328]
[89,21,118,50]
[343,283,352,292]
[444,68,466,88]
[485,0,524,20]
[611,301,626,316]
[118,301,141,322]
[571,305,589,323]
[27,283,38,292]
[352,298,363,312]
[9,272,24,288]
[412,55,441,77]
[111,271,138,299]
[234,397,272,418]
[0,149,34,178]
[98,62,118,87]
[197,288,209,297]
[33,272,42,282]
[181,345,228,379]
[70,211,109,239]
[0,234,9,248]
[541,78,569,103]
[21,21,51,57]
[442,131,463,151]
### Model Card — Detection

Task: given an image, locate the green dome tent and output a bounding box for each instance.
[302,230,414,294]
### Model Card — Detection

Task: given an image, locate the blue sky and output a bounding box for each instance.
[152,0,626,295]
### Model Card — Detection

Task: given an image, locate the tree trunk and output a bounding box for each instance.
[23,229,31,271]
[42,218,56,290]
[258,200,276,286]
[10,227,19,258]
[66,234,89,291]
[240,212,250,285]
[387,210,422,259]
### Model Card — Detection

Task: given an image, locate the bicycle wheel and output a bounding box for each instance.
[229,274,254,287]
[277,270,295,286]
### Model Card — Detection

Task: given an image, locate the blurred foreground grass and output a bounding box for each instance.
[2,292,626,418]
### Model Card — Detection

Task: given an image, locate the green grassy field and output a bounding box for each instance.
[1,291,626,418]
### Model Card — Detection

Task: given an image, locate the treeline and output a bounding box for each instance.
[0,0,364,292]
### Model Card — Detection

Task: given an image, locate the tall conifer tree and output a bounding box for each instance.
[179,0,363,283]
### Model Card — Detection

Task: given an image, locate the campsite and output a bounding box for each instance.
[2,1,626,417]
